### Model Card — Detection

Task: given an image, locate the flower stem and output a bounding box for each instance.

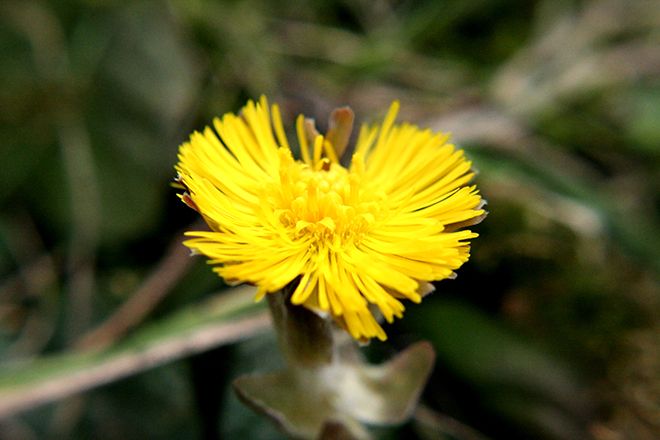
[267,287,334,368]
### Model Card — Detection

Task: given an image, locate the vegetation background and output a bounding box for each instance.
[0,0,658,438]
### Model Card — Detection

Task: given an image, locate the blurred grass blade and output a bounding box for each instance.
[0,286,269,419]
[405,298,592,439]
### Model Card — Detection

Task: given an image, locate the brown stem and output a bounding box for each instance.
[74,223,201,351]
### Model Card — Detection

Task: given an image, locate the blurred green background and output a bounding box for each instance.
[1,0,658,439]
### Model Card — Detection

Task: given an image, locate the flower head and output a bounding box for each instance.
[176,96,484,341]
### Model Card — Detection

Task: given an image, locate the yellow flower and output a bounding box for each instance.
[176,96,484,341]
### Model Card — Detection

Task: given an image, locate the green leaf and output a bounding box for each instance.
[0,286,269,419]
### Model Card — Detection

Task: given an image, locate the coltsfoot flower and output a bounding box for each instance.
[175,97,485,341]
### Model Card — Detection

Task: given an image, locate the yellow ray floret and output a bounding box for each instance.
[176,96,485,341]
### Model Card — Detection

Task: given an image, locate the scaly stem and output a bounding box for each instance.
[267,287,334,368]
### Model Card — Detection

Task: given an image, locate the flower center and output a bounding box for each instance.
[265,152,384,250]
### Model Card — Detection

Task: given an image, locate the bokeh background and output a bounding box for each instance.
[1,0,658,439]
